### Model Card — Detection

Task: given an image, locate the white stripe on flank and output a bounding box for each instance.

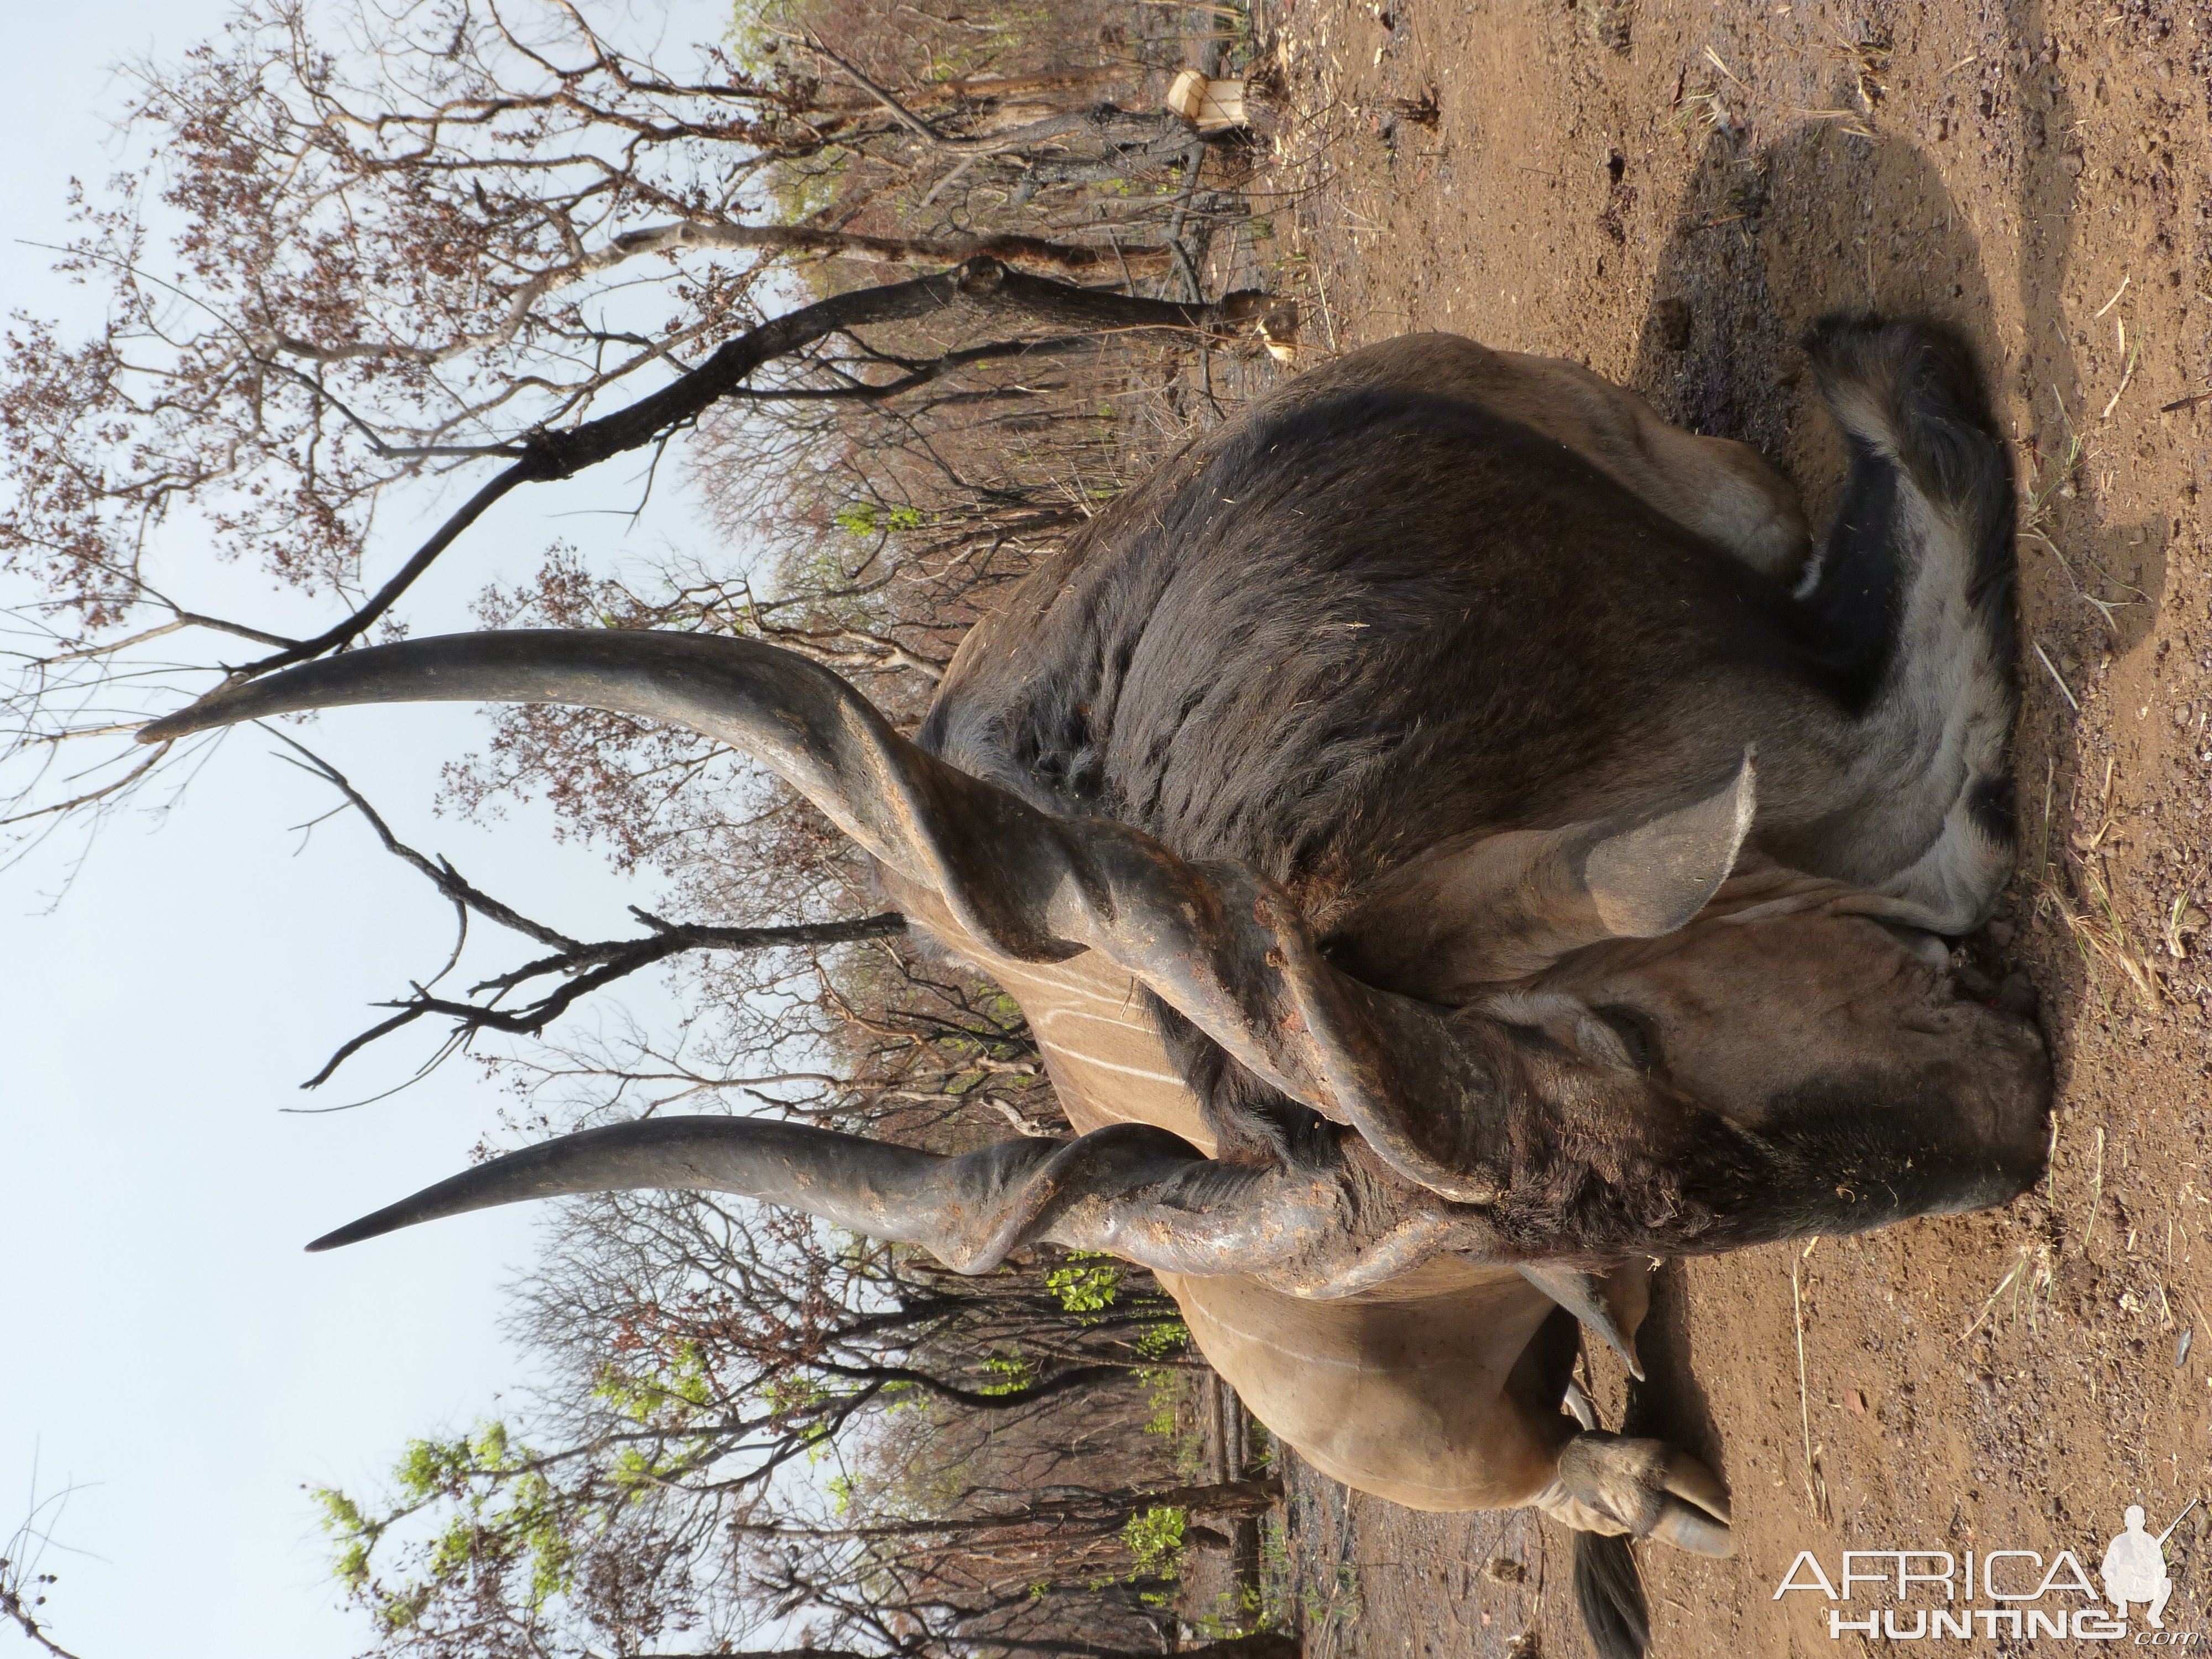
[992,962,1141,1010]
[1059,1092,1142,1126]
[1040,1045,1188,1089]
[1186,1301,1376,1372]
[1031,1003,1154,1035]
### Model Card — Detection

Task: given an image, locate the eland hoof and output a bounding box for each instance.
[1547,1430,1735,1558]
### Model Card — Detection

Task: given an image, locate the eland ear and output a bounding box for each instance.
[1580,753,1757,937]
[1333,754,1756,996]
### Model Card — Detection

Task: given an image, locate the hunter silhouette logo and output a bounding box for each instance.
[2103,1500,2195,1629]
[1773,1498,2204,1640]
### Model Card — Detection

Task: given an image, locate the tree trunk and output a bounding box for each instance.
[612,220,1175,278]
[1138,1476,1282,1518]
[1177,1637,1301,1659]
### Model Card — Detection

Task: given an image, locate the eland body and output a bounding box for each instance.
[145,317,2051,1657]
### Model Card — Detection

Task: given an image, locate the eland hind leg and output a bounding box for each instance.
[1787,316,2021,929]
[1483,347,1813,581]
[1314,332,1813,578]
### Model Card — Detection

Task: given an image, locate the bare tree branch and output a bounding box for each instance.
[196,257,1265,694]
[1,1475,93,1659]
[276,740,905,1086]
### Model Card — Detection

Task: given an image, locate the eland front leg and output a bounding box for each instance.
[1165,1261,1729,1659]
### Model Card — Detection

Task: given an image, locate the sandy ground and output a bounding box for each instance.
[1240,1,2211,1652]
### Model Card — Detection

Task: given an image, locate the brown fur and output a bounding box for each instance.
[912,319,2048,1542]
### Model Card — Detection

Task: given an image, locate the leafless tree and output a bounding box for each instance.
[0,0,1272,869]
[6,6,1299,1655]
[1,1471,94,1659]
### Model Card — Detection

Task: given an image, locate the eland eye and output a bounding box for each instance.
[1592,1004,1663,1073]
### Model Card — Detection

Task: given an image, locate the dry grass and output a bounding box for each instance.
[2043,860,2164,1013]
[2162,889,2209,963]
[2019,392,2150,643]
[1962,1240,2058,1339]
[2029,754,2164,1015]
[1790,1240,1827,1521]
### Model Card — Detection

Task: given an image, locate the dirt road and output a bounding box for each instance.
[1250,1,2209,1651]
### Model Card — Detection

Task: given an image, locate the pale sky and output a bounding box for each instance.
[2,4,740,1655]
